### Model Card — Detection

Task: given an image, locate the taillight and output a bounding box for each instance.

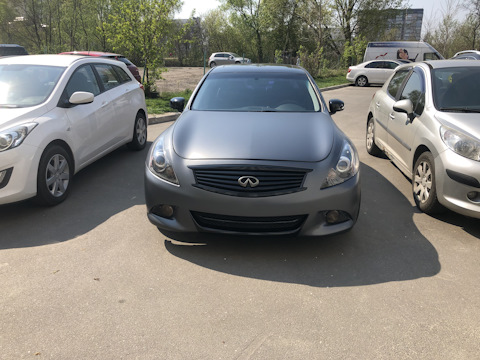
[347,68,351,73]
[140,83,144,91]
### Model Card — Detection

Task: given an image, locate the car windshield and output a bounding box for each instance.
[191,71,321,112]
[433,67,480,112]
[0,64,65,107]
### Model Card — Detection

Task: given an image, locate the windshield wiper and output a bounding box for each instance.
[440,107,480,113]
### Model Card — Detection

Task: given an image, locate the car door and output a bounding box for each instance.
[61,64,116,168]
[382,61,399,83]
[365,61,385,83]
[386,68,426,175]
[373,69,410,150]
[92,63,136,145]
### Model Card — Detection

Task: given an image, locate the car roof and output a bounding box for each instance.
[0,54,120,67]
[423,59,480,69]
[59,51,123,57]
[453,50,480,56]
[209,64,306,74]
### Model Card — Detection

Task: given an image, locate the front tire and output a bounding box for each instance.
[366,117,382,156]
[412,152,445,214]
[35,145,73,206]
[355,76,368,87]
[127,112,147,151]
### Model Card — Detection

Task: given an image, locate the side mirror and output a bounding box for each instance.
[393,99,414,115]
[329,99,344,115]
[69,91,94,105]
[170,97,185,112]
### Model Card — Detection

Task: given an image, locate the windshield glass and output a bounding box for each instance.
[191,71,321,112]
[433,67,480,112]
[0,64,65,107]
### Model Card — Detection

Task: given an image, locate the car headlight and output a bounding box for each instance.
[147,132,179,185]
[321,139,359,189]
[440,126,480,161]
[0,123,37,152]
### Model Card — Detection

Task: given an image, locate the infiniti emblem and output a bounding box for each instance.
[238,176,260,188]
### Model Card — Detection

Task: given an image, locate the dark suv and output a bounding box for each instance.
[0,44,28,57]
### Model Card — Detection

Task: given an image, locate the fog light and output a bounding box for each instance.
[467,191,480,202]
[325,210,350,225]
[151,204,175,219]
[0,167,13,189]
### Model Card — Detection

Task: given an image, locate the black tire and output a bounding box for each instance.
[127,112,147,151]
[412,152,445,214]
[35,144,73,206]
[210,61,216,68]
[366,117,382,156]
[355,75,368,87]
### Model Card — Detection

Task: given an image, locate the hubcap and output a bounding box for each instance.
[366,121,374,149]
[136,117,147,145]
[414,161,432,203]
[46,154,70,197]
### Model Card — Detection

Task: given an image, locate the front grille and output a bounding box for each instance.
[190,165,311,197]
[191,211,307,235]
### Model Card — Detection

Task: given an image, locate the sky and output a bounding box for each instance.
[176,0,466,21]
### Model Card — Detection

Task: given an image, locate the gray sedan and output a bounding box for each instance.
[144,65,361,236]
[366,60,480,218]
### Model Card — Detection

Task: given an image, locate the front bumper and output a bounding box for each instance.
[0,143,41,205]
[435,150,480,219]
[145,161,361,237]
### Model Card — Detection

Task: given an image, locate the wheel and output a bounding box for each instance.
[235,61,240,64]
[210,61,216,68]
[412,152,445,214]
[127,112,147,151]
[35,144,73,206]
[366,117,382,156]
[355,75,368,87]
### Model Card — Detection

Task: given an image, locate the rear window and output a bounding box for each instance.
[191,72,321,112]
[0,45,28,57]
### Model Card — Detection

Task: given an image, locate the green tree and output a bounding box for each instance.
[104,0,182,87]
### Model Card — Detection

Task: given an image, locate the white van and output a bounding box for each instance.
[363,41,444,62]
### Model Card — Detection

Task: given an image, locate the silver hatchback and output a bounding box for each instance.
[208,52,251,67]
[366,60,480,218]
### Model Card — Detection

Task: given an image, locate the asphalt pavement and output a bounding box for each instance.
[1,85,479,359]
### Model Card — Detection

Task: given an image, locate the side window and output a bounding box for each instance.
[387,70,409,98]
[94,64,120,91]
[65,65,100,98]
[113,65,132,83]
[386,61,399,69]
[400,70,425,115]
[366,61,382,69]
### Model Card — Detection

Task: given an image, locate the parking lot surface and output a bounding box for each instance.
[1,86,479,359]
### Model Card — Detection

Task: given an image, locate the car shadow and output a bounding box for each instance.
[162,163,441,287]
[0,143,151,249]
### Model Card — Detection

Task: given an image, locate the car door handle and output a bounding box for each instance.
[389,113,395,120]
[101,101,109,108]
[375,102,380,108]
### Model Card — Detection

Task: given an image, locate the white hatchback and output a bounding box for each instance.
[0,54,148,205]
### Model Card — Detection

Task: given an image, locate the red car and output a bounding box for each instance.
[59,51,141,83]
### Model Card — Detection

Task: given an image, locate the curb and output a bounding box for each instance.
[147,84,352,125]
[148,112,180,125]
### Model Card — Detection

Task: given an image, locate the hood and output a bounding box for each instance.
[0,105,48,130]
[172,110,334,162]
[435,112,480,140]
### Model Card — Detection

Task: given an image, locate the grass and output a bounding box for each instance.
[145,71,348,114]
[145,89,192,114]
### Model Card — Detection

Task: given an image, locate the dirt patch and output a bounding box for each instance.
[155,67,207,94]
